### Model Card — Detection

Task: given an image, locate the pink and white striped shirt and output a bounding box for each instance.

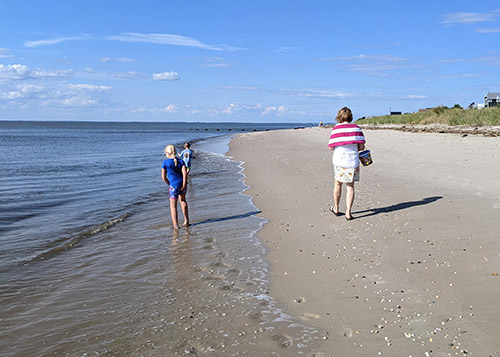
[328,123,365,148]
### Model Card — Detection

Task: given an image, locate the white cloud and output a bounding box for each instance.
[162,104,178,113]
[100,57,112,63]
[0,64,30,79]
[108,33,243,52]
[0,48,14,58]
[222,103,241,115]
[0,64,73,80]
[0,84,45,100]
[24,35,88,48]
[262,105,286,115]
[441,10,500,25]
[152,71,180,81]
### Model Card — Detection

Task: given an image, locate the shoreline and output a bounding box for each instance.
[229,127,500,356]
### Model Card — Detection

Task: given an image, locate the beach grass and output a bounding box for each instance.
[356,106,500,126]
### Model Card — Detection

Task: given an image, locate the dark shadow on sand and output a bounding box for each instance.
[190,210,262,227]
[353,196,443,218]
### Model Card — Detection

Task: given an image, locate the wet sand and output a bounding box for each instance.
[229,127,500,356]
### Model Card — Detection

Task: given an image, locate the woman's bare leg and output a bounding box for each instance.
[333,181,342,213]
[345,182,355,219]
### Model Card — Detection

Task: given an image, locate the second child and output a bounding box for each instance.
[179,142,193,174]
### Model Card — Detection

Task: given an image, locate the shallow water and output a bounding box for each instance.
[0,121,322,355]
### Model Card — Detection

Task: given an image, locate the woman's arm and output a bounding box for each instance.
[161,168,169,186]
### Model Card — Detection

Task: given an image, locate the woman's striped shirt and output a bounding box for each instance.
[328,123,365,148]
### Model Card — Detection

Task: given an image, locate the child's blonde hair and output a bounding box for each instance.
[164,144,178,166]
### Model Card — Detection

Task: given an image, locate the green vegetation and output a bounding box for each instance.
[356,106,500,126]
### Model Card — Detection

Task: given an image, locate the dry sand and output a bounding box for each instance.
[229,127,500,356]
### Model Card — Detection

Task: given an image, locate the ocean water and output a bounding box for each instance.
[0,121,322,355]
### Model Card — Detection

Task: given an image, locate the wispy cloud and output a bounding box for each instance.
[439,53,500,67]
[281,88,427,101]
[202,63,231,68]
[0,64,73,80]
[282,88,354,99]
[322,54,412,77]
[275,46,300,52]
[201,56,230,67]
[67,84,111,91]
[108,33,243,52]
[113,71,144,80]
[441,10,500,25]
[216,85,261,91]
[100,57,136,63]
[331,54,406,62]
[0,48,14,58]
[24,35,90,48]
[152,72,180,81]
[475,27,500,33]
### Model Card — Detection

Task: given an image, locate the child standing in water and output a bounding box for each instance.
[179,142,193,174]
[162,144,189,229]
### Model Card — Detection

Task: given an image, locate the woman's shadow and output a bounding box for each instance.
[354,196,442,218]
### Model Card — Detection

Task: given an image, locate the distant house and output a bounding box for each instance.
[484,92,500,108]
[390,111,402,115]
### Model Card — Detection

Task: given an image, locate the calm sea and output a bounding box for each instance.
[0,121,322,356]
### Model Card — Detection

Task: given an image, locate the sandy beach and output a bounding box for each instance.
[229,127,500,356]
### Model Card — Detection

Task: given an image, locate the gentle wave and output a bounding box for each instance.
[20,213,129,265]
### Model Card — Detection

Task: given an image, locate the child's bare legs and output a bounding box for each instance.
[179,193,189,226]
[170,198,179,228]
[345,182,355,219]
[333,180,342,213]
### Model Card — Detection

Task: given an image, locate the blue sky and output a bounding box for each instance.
[0,1,499,122]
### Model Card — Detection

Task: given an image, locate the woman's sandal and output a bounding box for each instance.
[345,214,354,221]
[329,206,340,216]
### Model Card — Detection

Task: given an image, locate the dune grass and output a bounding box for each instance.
[356,106,500,126]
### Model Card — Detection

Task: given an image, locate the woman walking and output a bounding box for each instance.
[328,107,366,220]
